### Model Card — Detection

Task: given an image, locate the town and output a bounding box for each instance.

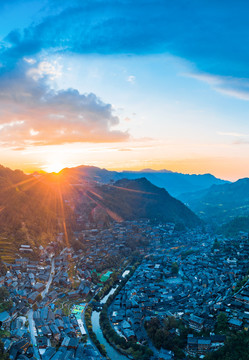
[1,220,249,360]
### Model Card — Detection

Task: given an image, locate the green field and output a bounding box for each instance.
[100,270,112,282]
[71,303,86,320]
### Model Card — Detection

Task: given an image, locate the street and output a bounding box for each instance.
[28,257,54,359]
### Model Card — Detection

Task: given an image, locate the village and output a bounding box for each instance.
[0,221,249,360]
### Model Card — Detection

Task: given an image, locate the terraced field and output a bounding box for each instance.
[0,237,16,263]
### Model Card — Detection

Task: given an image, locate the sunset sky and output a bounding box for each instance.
[1,0,249,180]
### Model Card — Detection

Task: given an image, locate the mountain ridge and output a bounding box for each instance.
[0,164,201,260]
[56,165,229,197]
[73,177,201,228]
[179,177,249,224]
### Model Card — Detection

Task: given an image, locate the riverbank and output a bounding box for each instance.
[99,261,153,360]
[84,263,130,359]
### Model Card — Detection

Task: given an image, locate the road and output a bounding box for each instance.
[28,257,54,359]
[28,309,40,359]
[41,257,54,298]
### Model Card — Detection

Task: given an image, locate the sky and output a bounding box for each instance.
[1,1,249,180]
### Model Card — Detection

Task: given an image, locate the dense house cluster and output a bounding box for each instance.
[0,255,52,359]
[108,229,249,358]
[32,305,103,360]
[0,246,104,360]
[73,220,158,272]
[0,220,155,360]
[1,221,249,359]
[208,234,249,332]
[187,334,226,356]
[0,255,51,318]
[41,343,101,360]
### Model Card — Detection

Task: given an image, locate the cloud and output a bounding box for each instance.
[218,132,248,137]
[183,73,223,86]
[1,0,249,149]
[2,0,249,79]
[0,61,129,148]
[217,131,249,146]
[127,75,136,84]
[233,139,249,145]
[215,87,249,101]
[27,60,62,81]
[184,71,249,101]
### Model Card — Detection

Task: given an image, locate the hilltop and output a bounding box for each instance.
[179,178,249,225]
[73,177,201,227]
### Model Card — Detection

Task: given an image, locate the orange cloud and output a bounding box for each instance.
[0,62,129,148]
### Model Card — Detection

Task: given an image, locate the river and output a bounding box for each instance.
[91,311,129,360]
[100,285,118,304]
[91,269,131,360]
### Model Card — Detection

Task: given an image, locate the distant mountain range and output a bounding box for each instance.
[60,165,249,232]
[179,178,249,225]
[59,165,228,197]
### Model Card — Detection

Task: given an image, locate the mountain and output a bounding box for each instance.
[218,216,249,237]
[179,178,249,224]
[0,165,201,260]
[118,171,228,197]
[59,165,117,184]
[0,165,71,261]
[73,177,201,228]
[58,165,228,197]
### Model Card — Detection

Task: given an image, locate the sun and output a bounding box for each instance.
[43,161,66,173]
[41,149,77,173]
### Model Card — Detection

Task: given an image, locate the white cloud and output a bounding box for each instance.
[127,75,136,84]
[0,120,24,131]
[24,57,36,65]
[183,72,223,86]
[183,71,249,101]
[0,60,129,148]
[217,131,247,137]
[215,87,249,101]
[27,60,62,81]
[30,129,39,136]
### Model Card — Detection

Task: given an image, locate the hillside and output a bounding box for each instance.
[0,165,201,259]
[0,166,71,261]
[218,216,249,237]
[179,178,249,224]
[74,177,201,227]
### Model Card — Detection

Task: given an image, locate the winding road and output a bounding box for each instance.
[41,257,55,298]
[28,257,54,359]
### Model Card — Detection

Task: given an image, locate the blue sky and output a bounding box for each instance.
[0,0,249,179]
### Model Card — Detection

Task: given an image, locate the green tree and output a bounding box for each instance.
[0,287,10,302]
[216,312,228,333]
[36,294,42,303]
[212,238,220,251]
[0,258,7,276]
[205,332,249,360]
[0,339,10,360]
[171,262,179,275]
